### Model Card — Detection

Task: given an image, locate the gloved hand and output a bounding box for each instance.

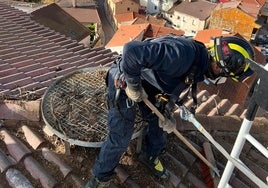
[125,81,148,102]
[159,116,176,134]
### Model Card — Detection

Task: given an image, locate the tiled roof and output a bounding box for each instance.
[257,0,267,7]
[0,2,267,188]
[31,3,91,42]
[238,0,262,18]
[105,24,150,47]
[144,24,185,38]
[105,23,184,49]
[215,0,241,9]
[115,12,167,27]
[0,2,117,99]
[259,2,268,16]
[115,12,135,23]
[194,29,226,46]
[56,0,96,8]
[174,0,217,20]
[0,89,267,187]
[62,7,101,24]
[132,14,167,26]
[112,0,139,4]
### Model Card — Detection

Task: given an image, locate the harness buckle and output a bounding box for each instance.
[185,76,194,85]
[126,98,135,108]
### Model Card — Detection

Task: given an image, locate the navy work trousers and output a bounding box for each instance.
[92,65,167,181]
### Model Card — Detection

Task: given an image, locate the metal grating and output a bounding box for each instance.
[41,66,144,147]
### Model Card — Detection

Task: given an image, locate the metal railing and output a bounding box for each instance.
[218,60,268,188]
[181,59,268,187]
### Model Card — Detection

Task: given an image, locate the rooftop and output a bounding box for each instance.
[173,0,217,20]
[0,2,267,188]
[0,2,117,99]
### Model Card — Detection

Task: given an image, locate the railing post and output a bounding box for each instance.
[218,118,253,188]
[219,59,268,187]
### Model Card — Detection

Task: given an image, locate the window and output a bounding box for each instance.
[127,7,130,11]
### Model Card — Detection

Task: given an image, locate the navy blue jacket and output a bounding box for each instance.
[121,35,209,95]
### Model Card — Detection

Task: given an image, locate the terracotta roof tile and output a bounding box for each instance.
[0,2,267,188]
[106,23,184,49]
[144,24,185,38]
[0,1,116,98]
[0,95,267,187]
[174,0,217,20]
[225,103,244,116]
[5,168,34,188]
[31,3,91,42]
[41,147,72,178]
[24,156,57,188]
[0,149,15,173]
[115,12,135,23]
[105,24,150,47]
[194,29,225,45]
[33,71,57,83]
[22,125,45,150]
[63,7,101,24]
[132,14,167,26]
[239,0,262,18]
[0,129,31,162]
[207,98,232,116]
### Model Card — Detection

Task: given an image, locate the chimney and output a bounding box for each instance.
[72,0,76,7]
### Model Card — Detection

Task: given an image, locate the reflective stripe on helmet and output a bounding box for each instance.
[228,43,250,59]
[212,36,255,82]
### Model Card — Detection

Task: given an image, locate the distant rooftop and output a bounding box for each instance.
[0,2,117,99]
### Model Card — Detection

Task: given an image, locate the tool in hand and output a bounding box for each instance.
[142,97,221,177]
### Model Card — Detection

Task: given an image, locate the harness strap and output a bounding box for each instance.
[190,82,197,114]
[169,43,199,114]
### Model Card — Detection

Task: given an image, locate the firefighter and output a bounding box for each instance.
[84,34,255,188]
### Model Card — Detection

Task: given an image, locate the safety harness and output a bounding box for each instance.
[164,40,203,115]
[157,62,198,116]
[110,38,203,116]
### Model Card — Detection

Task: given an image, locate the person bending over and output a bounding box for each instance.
[85,34,255,188]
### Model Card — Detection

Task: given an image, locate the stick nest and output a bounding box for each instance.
[42,67,144,144]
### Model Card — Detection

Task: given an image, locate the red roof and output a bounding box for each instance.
[194,29,228,46]
[115,12,135,23]
[144,24,185,38]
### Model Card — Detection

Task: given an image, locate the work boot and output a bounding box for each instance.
[139,153,170,181]
[84,176,110,188]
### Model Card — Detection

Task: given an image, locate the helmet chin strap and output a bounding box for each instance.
[206,53,229,85]
[207,76,227,85]
[205,55,219,80]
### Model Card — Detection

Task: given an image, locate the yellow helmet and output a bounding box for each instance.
[212,36,255,82]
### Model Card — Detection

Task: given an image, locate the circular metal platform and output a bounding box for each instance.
[41,66,144,147]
